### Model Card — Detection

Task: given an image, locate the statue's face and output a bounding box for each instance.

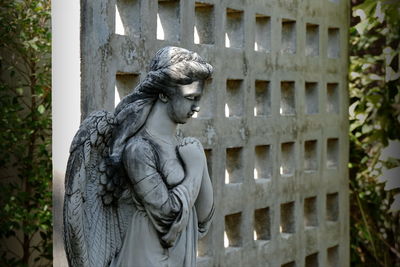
[166,80,204,124]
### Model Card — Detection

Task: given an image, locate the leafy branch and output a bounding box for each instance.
[349,0,400,266]
[0,0,52,266]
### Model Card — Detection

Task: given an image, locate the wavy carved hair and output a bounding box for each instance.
[109,46,213,164]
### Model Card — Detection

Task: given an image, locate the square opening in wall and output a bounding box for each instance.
[225,147,243,184]
[326,193,339,221]
[306,24,319,56]
[254,145,272,180]
[280,201,295,234]
[157,0,180,41]
[224,212,242,248]
[194,3,214,44]
[225,79,244,117]
[254,207,271,241]
[305,82,318,114]
[225,8,244,49]
[327,245,339,267]
[196,79,214,119]
[280,81,295,115]
[255,14,271,52]
[281,19,296,54]
[255,80,271,116]
[280,142,295,177]
[115,0,140,36]
[305,252,319,267]
[115,73,140,106]
[281,261,296,267]
[326,138,339,169]
[304,140,318,172]
[204,149,212,180]
[327,27,340,58]
[304,196,318,228]
[327,83,339,113]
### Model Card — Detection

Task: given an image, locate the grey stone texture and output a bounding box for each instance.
[60,0,350,266]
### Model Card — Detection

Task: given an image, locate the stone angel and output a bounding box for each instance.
[64,46,215,267]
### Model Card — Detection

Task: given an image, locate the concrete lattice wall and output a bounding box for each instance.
[78,0,350,266]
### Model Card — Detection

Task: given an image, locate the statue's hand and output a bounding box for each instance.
[177,137,206,168]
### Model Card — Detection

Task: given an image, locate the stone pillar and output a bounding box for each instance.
[52,0,80,266]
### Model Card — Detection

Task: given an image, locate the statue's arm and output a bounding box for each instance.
[177,137,214,235]
[122,138,204,246]
[195,161,214,223]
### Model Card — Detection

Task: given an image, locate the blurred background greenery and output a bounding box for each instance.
[0,0,52,266]
[0,0,399,266]
[349,0,399,266]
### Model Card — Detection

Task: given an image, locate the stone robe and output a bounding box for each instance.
[111,133,214,267]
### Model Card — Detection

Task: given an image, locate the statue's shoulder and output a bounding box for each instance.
[124,134,157,159]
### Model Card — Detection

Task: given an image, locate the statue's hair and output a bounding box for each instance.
[109,46,213,164]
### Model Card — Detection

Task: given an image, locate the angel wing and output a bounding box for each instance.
[63,110,134,267]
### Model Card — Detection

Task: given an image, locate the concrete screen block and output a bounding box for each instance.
[194,3,214,45]
[67,0,351,266]
[327,245,339,267]
[281,19,296,54]
[254,145,272,180]
[254,207,271,241]
[157,0,180,41]
[115,0,141,37]
[305,252,319,267]
[225,8,244,49]
[305,82,319,114]
[114,73,140,106]
[225,79,244,118]
[225,212,243,248]
[328,27,340,58]
[281,142,295,177]
[327,83,339,114]
[282,260,296,267]
[304,196,318,228]
[280,81,296,115]
[255,80,271,116]
[280,201,295,234]
[304,140,318,172]
[225,147,243,184]
[255,14,271,52]
[306,24,319,57]
[326,192,339,222]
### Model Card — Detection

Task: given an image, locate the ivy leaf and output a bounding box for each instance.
[16,88,24,95]
[385,66,400,81]
[355,19,369,35]
[369,73,383,80]
[379,166,400,190]
[366,94,381,105]
[37,105,45,114]
[353,0,377,16]
[362,124,373,134]
[389,194,400,212]
[380,140,400,160]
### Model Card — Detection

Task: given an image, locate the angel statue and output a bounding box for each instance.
[64,46,215,267]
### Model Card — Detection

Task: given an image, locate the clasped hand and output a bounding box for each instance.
[177,137,206,173]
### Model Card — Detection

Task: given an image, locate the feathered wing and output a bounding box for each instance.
[63,110,134,267]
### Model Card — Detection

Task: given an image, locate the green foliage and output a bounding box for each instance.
[0,0,52,266]
[349,0,400,265]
